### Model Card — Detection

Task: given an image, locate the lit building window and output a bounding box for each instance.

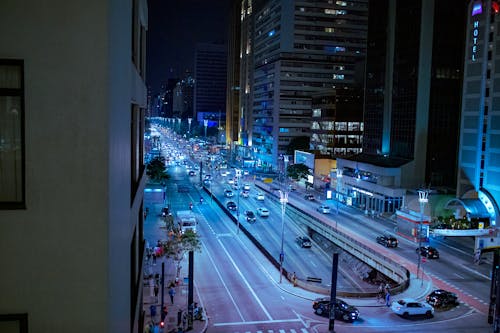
[333,74,345,80]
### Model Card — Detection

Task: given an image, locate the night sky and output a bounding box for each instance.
[146,0,232,95]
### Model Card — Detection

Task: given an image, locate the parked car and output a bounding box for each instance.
[244,210,256,223]
[257,207,270,217]
[224,189,234,198]
[256,192,265,201]
[317,205,331,214]
[390,298,434,318]
[312,297,360,322]
[376,234,398,248]
[226,201,237,211]
[416,246,440,259]
[426,289,458,308]
[296,236,312,248]
[304,194,315,201]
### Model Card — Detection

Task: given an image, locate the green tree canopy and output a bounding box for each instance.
[146,156,170,183]
[287,163,310,180]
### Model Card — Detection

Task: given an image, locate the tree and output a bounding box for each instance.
[286,136,310,155]
[162,230,201,278]
[287,163,310,180]
[146,156,170,183]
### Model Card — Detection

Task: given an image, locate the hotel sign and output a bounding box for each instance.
[471,2,481,62]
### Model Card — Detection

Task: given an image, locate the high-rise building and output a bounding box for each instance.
[362,0,466,189]
[173,73,195,119]
[336,0,467,214]
[194,42,228,130]
[455,0,500,232]
[241,0,368,170]
[0,1,148,332]
[227,1,242,147]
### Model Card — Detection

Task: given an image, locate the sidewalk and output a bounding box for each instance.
[142,198,208,333]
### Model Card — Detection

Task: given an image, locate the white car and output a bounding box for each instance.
[317,205,331,214]
[243,184,251,191]
[257,207,270,217]
[390,299,434,318]
[241,190,250,198]
[256,192,265,201]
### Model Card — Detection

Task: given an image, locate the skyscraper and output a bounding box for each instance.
[194,42,228,130]
[0,1,148,332]
[362,0,466,189]
[456,0,500,230]
[241,0,368,170]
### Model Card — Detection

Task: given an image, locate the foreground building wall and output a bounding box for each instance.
[0,1,148,332]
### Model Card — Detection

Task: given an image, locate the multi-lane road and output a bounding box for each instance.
[153,127,494,332]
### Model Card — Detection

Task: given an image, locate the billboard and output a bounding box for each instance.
[294,150,315,170]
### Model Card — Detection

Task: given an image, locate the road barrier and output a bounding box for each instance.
[306,277,322,283]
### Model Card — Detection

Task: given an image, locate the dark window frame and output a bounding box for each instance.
[0,59,26,209]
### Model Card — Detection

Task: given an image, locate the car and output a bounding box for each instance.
[257,207,270,217]
[224,189,234,198]
[227,178,234,184]
[416,246,440,259]
[296,236,312,248]
[312,297,360,322]
[304,194,315,201]
[243,170,250,175]
[256,192,265,201]
[243,184,251,191]
[426,289,458,308]
[376,234,398,248]
[204,174,212,180]
[241,190,250,198]
[244,210,256,222]
[390,298,434,318]
[188,170,196,176]
[317,205,331,214]
[232,183,240,190]
[226,201,237,211]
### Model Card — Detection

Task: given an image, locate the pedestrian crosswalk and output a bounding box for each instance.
[232,329,311,333]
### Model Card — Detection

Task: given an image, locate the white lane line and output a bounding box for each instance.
[200,239,245,321]
[461,263,491,280]
[453,273,465,279]
[218,237,274,320]
[215,320,304,327]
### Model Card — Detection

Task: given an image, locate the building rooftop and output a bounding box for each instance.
[340,153,412,168]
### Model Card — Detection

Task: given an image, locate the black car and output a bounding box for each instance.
[304,194,315,201]
[296,236,312,248]
[376,234,398,248]
[426,289,458,308]
[417,246,440,259]
[312,297,359,322]
[188,170,196,176]
[226,201,237,211]
[244,210,256,223]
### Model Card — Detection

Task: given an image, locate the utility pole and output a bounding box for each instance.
[329,252,339,332]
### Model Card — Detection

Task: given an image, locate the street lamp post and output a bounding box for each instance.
[417,189,429,282]
[203,119,208,140]
[188,117,192,138]
[278,190,288,283]
[236,169,242,234]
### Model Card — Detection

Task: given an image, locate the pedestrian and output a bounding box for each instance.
[292,272,297,287]
[152,253,157,265]
[169,286,176,304]
[385,290,391,307]
[154,283,159,301]
[162,305,168,320]
[377,283,384,303]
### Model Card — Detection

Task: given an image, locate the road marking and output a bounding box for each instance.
[453,273,465,279]
[214,318,302,327]
[200,239,245,321]
[218,238,273,320]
